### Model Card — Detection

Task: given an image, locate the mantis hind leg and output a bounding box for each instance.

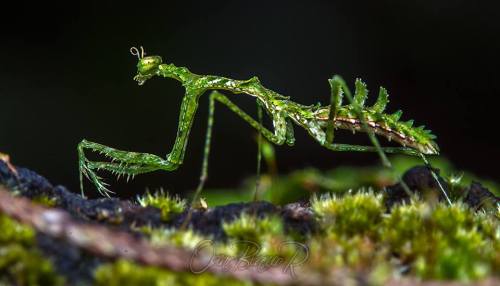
[78,139,179,197]
[325,76,343,144]
[209,91,290,145]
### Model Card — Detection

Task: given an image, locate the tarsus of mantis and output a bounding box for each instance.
[78,47,442,225]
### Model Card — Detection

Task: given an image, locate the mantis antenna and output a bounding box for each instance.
[130,46,145,60]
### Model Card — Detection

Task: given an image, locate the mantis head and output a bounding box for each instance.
[131,46,162,85]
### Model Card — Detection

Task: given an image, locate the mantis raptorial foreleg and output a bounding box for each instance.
[79,89,204,197]
[78,140,174,196]
[78,85,289,199]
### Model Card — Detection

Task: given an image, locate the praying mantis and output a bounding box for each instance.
[78,47,439,206]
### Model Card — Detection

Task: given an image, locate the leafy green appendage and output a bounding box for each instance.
[332,79,439,154]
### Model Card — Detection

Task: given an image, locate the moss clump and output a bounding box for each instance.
[0,214,64,286]
[223,213,283,243]
[31,194,57,207]
[222,213,305,262]
[143,227,207,249]
[308,231,389,277]
[94,259,252,286]
[309,192,389,275]
[310,192,499,282]
[312,191,384,238]
[0,213,34,244]
[137,190,185,221]
[382,202,497,281]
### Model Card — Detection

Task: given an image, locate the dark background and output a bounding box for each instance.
[1,1,499,198]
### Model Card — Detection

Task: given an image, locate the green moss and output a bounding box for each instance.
[0,214,64,286]
[380,201,428,257]
[307,192,499,282]
[308,232,390,277]
[381,202,498,281]
[308,192,389,275]
[94,259,253,286]
[311,191,384,238]
[223,214,283,243]
[222,214,303,260]
[0,213,34,244]
[31,194,57,207]
[142,226,207,249]
[137,190,185,221]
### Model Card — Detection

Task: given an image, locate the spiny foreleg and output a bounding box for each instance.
[78,140,177,197]
[79,89,206,197]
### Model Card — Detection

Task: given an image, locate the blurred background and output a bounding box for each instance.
[1,1,499,198]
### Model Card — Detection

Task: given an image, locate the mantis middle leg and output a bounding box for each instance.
[180,90,292,228]
[189,90,292,200]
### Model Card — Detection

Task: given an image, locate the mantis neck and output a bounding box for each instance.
[158,63,197,83]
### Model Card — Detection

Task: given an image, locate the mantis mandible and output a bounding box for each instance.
[78,47,439,205]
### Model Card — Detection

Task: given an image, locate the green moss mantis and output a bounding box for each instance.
[78,47,439,205]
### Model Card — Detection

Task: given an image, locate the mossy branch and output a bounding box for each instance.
[0,186,310,285]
